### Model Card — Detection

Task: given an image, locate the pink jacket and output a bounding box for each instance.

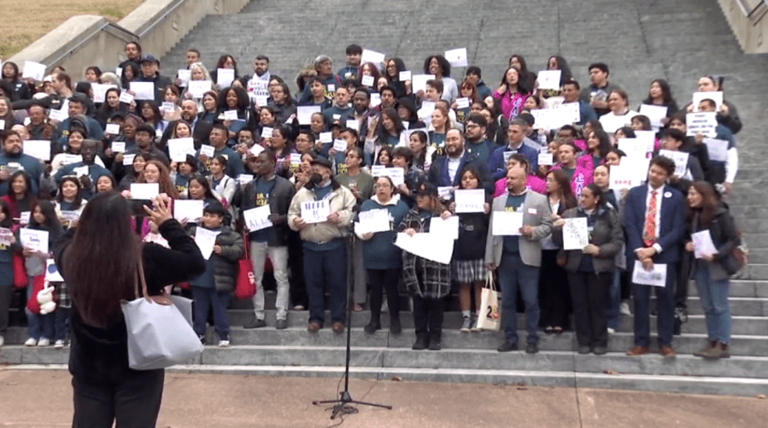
[551,163,593,197]
[493,174,547,198]
[492,90,528,121]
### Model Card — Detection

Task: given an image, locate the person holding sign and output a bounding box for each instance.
[397,182,453,350]
[54,139,113,200]
[13,201,62,347]
[299,77,333,110]
[207,156,237,206]
[298,55,341,104]
[538,170,578,335]
[54,177,86,228]
[241,150,296,330]
[639,79,679,123]
[187,201,243,347]
[391,147,427,208]
[423,55,458,104]
[553,184,623,354]
[355,176,409,334]
[684,182,740,359]
[288,157,356,333]
[486,168,552,354]
[446,165,491,332]
[492,67,530,122]
[658,128,704,193]
[624,156,685,358]
[694,101,738,195]
[666,113,712,185]
[337,44,362,81]
[136,55,172,104]
[429,129,493,197]
[689,75,741,135]
[488,118,539,181]
[552,142,592,198]
[0,131,43,197]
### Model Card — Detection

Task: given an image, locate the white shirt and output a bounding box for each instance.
[641,183,664,254]
[447,152,463,183]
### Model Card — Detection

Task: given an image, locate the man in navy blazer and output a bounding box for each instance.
[428,129,493,198]
[624,156,685,358]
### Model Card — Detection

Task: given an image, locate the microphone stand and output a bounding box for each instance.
[312,238,392,419]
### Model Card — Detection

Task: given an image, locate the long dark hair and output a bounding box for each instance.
[687,181,719,227]
[30,200,63,243]
[64,192,139,327]
[547,169,577,209]
[644,79,673,104]
[0,200,12,228]
[548,55,573,85]
[377,107,404,141]
[188,174,218,201]
[56,176,84,210]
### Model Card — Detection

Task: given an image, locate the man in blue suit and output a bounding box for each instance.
[487,119,539,182]
[428,129,493,199]
[624,156,685,358]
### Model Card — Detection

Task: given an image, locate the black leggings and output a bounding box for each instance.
[367,268,401,323]
[72,369,164,428]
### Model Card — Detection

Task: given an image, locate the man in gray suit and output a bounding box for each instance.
[485,168,552,354]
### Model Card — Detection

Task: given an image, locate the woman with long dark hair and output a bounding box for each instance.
[640,79,678,121]
[1,61,32,100]
[493,67,530,121]
[539,169,578,334]
[55,193,205,427]
[685,181,740,359]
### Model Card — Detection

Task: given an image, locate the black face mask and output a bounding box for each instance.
[309,173,323,185]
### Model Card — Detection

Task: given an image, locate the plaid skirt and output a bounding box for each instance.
[452,259,488,283]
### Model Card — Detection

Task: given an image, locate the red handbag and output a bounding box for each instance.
[25,275,47,314]
[234,236,256,299]
[12,253,27,289]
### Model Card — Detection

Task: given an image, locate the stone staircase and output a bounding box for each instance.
[3,0,768,396]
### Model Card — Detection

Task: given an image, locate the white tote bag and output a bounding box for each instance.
[477,270,502,331]
[121,259,203,370]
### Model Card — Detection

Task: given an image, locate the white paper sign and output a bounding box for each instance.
[195,228,221,260]
[243,206,273,231]
[691,230,718,259]
[22,61,46,81]
[122,154,136,166]
[297,106,322,125]
[105,123,121,135]
[48,107,67,122]
[188,80,212,98]
[45,259,64,282]
[417,101,436,120]
[109,142,125,154]
[456,97,470,109]
[639,104,668,128]
[429,216,459,240]
[563,217,589,251]
[92,83,117,103]
[301,200,330,224]
[538,153,554,166]
[686,112,717,138]
[346,119,360,131]
[609,165,641,190]
[119,91,134,104]
[217,68,235,87]
[237,174,254,185]
[703,138,729,162]
[319,132,333,143]
[394,233,454,264]
[692,91,723,112]
[290,153,302,166]
[333,139,348,152]
[658,150,689,177]
[130,82,155,100]
[437,186,453,199]
[618,138,653,159]
[399,70,412,82]
[177,69,191,87]
[361,49,386,65]
[22,140,50,161]
[536,70,562,91]
[371,93,381,108]
[454,189,485,213]
[173,200,204,222]
[412,74,435,93]
[492,211,524,236]
[261,127,273,139]
[73,166,89,178]
[361,75,374,87]
[19,211,30,226]
[382,167,404,186]
[371,165,386,177]
[224,110,239,121]
[199,144,215,158]
[249,144,264,157]
[130,183,159,200]
[20,229,49,254]
[358,209,391,234]
[632,261,667,287]
[0,227,13,246]
[444,48,468,67]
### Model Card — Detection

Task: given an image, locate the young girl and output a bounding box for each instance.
[171,155,198,198]
[0,201,15,346]
[16,201,63,347]
[398,183,452,351]
[55,177,87,228]
[448,166,491,332]
[208,155,237,206]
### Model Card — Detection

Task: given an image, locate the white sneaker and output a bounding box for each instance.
[54,340,65,348]
[619,301,631,316]
[24,338,37,347]
[607,327,616,334]
[218,340,230,348]
[37,338,51,347]
[0,336,4,347]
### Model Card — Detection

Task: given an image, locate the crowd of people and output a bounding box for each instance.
[0,42,744,360]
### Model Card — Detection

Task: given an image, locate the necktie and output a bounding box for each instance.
[643,190,657,247]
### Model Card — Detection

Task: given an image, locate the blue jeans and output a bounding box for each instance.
[498,252,540,344]
[54,307,70,342]
[192,287,230,340]
[304,244,348,325]
[632,263,676,347]
[605,269,621,329]
[695,264,731,344]
[26,277,54,341]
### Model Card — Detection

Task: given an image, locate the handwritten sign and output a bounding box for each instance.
[187,80,212,98]
[357,209,390,234]
[217,68,235,87]
[658,150,689,177]
[399,70,412,82]
[168,138,195,162]
[20,229,49,254]
[703,138,728,162]
[454,189,485,213]
[686,112,717,138]
[691,230,718,259]
[301,200,330,224]
[536,70,562,91]
[562,217,589,251]
[243,206,273,231]
[632,261,667,287]
[199,144,215,158]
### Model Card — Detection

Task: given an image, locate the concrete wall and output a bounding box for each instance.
[718,0,768,53]
[7,0,250,77]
